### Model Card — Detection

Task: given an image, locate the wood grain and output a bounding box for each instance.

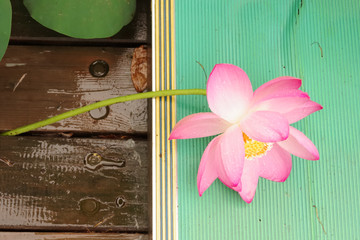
[10,0,150,45]
[0,136,149,232]
[0,232,148,240]
[0,46,148,134]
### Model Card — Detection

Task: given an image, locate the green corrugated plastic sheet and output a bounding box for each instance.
[175,0,360,239]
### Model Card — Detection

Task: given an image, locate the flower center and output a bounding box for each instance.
[243,133,273,160]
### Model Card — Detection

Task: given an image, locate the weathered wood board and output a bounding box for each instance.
[0,232,148,240]
[0,46,148,134]
[1,0,152,235]
[0,136,149,232]
[10,0,150,45]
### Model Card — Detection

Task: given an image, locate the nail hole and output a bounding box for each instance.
[115,197,125,208]
[84,153,102,166]
[89,60,109,77]
[89,106,110,120]
[79,198,100,216]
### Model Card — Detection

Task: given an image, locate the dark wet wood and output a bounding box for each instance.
[0,45,148,134]
[10,0,150,45]
[0,232,148,240]
[0,136,149,232]
[2,0,151,234]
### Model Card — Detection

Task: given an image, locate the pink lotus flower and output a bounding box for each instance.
[169,64,322,203]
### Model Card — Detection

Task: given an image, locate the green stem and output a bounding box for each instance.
[1,89,206,136]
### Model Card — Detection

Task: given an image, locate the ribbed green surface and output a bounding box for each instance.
[175,0,360,239]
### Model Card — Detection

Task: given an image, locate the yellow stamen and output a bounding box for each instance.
[243,133,272,160]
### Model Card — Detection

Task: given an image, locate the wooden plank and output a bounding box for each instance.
[0,136,149,232]
[0,45,149,134]
[10,0,149,44]
[0,232,148,240]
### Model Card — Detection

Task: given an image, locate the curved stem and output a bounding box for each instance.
[1,89,206,136]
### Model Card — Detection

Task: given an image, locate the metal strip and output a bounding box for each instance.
[152,0,177,239]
